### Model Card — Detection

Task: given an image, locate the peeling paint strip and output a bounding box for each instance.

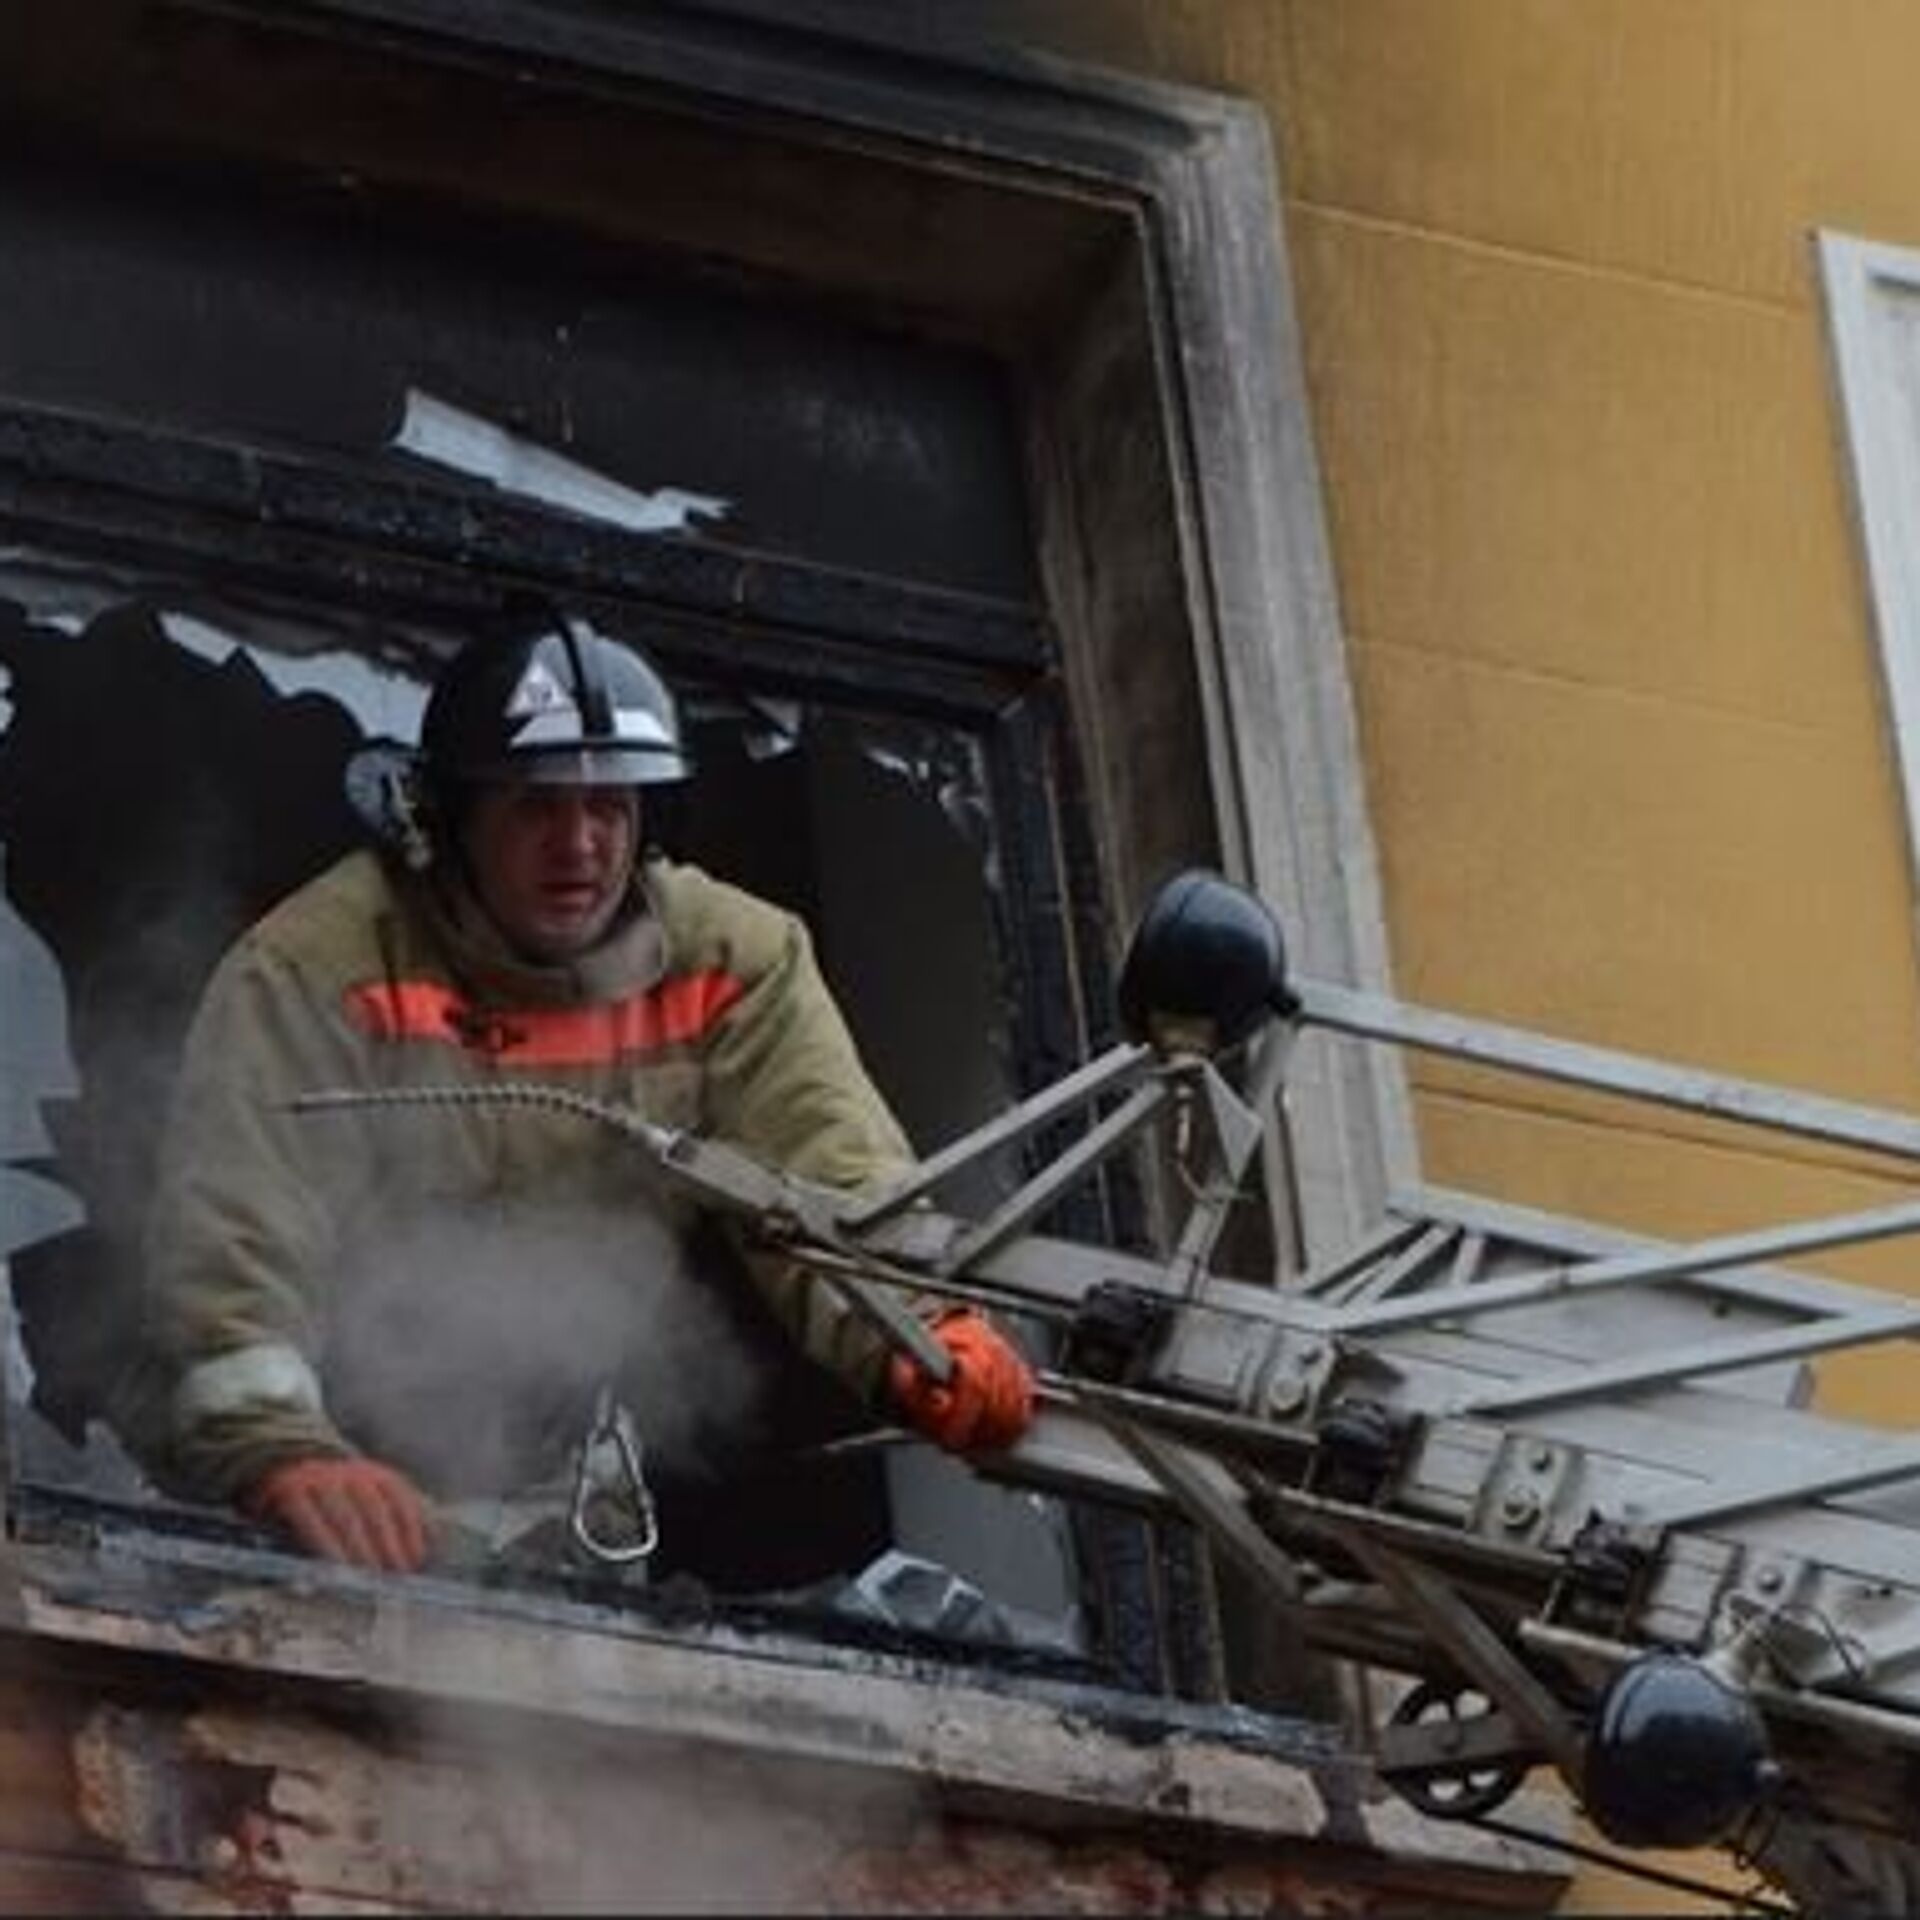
[391,390,730,536]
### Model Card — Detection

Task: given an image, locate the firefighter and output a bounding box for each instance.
[138,603,1033,1574]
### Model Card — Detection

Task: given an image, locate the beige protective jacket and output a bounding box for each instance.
[141,849,916,1504]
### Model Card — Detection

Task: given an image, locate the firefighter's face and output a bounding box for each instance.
[462,781,640,960]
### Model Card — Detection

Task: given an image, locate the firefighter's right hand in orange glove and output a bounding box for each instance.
[888,1311,1035,1455]
[243,1455,432,1573]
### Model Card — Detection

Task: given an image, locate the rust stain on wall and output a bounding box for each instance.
[820,1817,1437,1916]
[43,1683,1560,1916]
[76,1703,304,1914]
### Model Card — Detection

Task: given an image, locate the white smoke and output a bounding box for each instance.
[320,1183,777,1502]
[402,1712,930,1914]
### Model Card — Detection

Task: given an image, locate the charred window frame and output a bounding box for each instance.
[0,400,1091,1563]
[0,0,1404,1710]
[0,0,1406,1228]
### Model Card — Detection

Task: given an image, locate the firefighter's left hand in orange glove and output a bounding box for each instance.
[889,1310,1035,1454]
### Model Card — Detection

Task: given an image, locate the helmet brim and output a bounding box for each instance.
[459,746,693,787]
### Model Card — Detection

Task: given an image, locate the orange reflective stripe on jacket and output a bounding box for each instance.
[342,971,745,1064]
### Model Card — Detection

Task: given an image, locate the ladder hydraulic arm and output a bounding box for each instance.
[298,871,1920,1916]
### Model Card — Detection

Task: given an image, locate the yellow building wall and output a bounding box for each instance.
[994,3,1920,1908]
[993,0,1920,1391]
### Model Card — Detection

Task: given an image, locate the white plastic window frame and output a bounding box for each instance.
[1819,229,1920,900]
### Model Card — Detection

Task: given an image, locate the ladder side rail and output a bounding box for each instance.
[938,1080,1175,1275]
[840,1039,1155,1230]
[1456,1304,1920,1416]
[1405,1181,1920,1327]
[1292,1216,1432,1298]
[1329,1197,1920,1337]
[1645,1437,1920,1528]
[1318,1222,1460,1308]
[1293,978,1920,1167]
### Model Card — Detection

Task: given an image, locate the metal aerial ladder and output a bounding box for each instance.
[300,870,1920,1916]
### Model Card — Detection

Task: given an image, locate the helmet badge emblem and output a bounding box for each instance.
[505,659,576,720]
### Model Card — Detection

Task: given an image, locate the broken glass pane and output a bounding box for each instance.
[0,554,1076,1641]
[0,582,396,1483]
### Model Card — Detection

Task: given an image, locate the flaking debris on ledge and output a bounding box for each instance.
[0,1513,1569,1915]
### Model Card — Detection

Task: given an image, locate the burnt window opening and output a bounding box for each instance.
[0,1,1384,1734]
[0,565,1099,1668]
[0,360,1249,1707]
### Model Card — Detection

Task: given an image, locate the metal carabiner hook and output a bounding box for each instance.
[569,1382,660,1567]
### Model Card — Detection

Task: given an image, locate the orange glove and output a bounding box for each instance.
[243,1455,432,1573]
[889,1311,1034,1454]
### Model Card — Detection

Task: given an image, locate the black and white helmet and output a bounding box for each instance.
[421,603,692,791]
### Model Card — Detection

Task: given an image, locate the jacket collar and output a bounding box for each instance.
[405,857,668,1008]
